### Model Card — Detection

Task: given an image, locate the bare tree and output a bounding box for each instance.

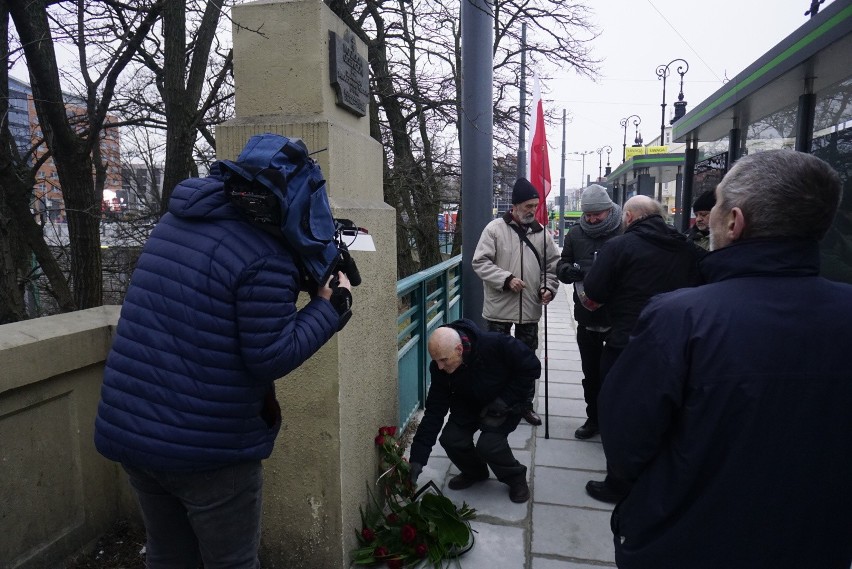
[327,0,600,277]
[1,0,233,320]
[7,0,163,310]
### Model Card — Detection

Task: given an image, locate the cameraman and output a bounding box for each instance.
[94,158,350,568]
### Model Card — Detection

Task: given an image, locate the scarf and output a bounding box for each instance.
[579,203,623,238]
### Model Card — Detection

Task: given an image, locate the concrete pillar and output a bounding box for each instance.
[218,1,397,567]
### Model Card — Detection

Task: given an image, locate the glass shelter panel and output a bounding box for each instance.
[744,100,798,155]
[812,77,852,284]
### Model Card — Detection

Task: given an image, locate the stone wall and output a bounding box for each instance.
[0,306,138,569]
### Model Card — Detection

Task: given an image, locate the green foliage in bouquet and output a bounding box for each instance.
[352,426,476,568]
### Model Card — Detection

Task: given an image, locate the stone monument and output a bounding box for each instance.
[218,1,398,567]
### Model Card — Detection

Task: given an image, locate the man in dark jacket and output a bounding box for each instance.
[599,149,852,569]
[556,184,623,440]
[685,189,715,250]
[94,145,350,567]
[582,195,699,503]
[407,319,540,503]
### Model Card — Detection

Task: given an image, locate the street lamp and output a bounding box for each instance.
[656,58,689,146]
[596,145,612,180]
[619,115,641,161]
[571,150,595,188]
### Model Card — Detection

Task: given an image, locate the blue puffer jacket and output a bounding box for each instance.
[94,166,340,471]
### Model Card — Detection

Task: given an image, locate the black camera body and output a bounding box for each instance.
[224,170,363,331]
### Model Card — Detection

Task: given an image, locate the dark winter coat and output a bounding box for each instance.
[583,215,700,349]
[408,319,540,466]
[599,239,852,569]
[94,166,340,471]
[556,222,620,328]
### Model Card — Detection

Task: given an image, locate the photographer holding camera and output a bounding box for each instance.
[94,135,354,568]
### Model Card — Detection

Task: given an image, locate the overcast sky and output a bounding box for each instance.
[10,0,830,197]
[535,0,832,192]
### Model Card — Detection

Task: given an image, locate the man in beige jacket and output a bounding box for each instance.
[472,177,560,425]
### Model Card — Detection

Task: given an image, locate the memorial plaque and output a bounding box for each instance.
[329,30,369,117]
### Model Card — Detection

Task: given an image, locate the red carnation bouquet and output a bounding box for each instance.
[352,426,476,568]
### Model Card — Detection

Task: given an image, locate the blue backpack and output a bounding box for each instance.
[218,133,339,286]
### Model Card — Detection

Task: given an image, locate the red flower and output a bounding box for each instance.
[387,559,403,569]
[374,434,386,446]
[415,543,429,558]
[401,523,417,543]
[386,513,399,524]
[374,546,389,558]
[379,425,397,437]
[360,527,375,542]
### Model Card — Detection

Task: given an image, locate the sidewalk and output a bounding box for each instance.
[413,287,616,568]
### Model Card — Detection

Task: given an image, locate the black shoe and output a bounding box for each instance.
[575,419,599,440]
[522,408,542,426]
[508,479,530,503]
[585,479,626,504]
[448,472,488,490]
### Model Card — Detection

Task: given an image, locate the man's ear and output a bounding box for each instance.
[729,207,746,241]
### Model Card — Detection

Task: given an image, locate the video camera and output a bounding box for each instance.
[224,179,363,330]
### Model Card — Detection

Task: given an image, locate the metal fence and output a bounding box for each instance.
[396,255,462,428]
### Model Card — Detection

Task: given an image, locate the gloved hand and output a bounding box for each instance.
[479,397,509,427]
[409,462,423,485]
[559,264,585,283]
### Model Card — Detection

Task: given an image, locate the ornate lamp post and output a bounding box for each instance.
[619,115,641,162]
[656,58,689,145]
[572,150,595,188]
[596,145,612,180]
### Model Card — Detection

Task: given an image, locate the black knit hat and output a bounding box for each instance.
[692,190,716,213]
[512,178,539,204]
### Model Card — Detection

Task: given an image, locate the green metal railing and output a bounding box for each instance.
[396,255,462,428]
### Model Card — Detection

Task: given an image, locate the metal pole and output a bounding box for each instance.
[559,109,566,247]
[460,0,494,326]
[517,23,527,177]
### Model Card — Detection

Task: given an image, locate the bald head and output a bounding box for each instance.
[624,195,663,227]
[428,327,464,373]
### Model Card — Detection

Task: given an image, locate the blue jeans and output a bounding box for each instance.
[123,461,263,569]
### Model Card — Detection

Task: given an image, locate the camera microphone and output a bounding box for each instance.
[338,247,362,287]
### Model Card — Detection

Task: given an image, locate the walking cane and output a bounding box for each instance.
[542,228,550,439]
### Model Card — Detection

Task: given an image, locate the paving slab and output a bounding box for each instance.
[532,556,615,568]
[540,397,587,418]
[459,522,525,569]
[535,439,605,471]
[546,359,584,372]
[534,466,612,511]
[538,382,585,399]
[546,369,584,384]
[536,416,600,442]
[532,504,616,564]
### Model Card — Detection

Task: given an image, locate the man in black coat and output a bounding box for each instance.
[582,195,700,503]
[599,149,852,569]
[556,184,623,440]
[407,319,540,503]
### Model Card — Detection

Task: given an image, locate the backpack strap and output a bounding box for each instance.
[508,222,543,270]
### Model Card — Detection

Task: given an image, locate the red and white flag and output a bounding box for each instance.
[527,73,551,226]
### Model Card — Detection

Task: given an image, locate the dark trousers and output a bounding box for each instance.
[439,420,527,484]
[486,320,538,409]
[598,344,633,495]
[123,461,263,569]
[577,326,608,423]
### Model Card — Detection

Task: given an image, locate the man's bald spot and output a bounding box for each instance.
[625,195,663,218]
[428,327,461,356]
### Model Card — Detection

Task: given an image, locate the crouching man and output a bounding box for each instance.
[407,319,540,503]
